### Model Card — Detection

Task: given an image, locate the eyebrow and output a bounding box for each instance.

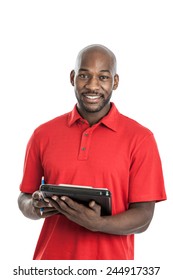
[78,68,89,72]
[79,68,111,73]
[100,70,111,73]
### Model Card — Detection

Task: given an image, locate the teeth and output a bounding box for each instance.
[85,95,100,99]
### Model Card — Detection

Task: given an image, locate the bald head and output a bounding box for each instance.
[70,44,119,122]
[75,44,117,75]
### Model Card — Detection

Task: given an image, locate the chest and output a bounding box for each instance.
[40,125,131,186]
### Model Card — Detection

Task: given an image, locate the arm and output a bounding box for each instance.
[97,201,155,235]
[46,196,155,235]
[18,192,59,220]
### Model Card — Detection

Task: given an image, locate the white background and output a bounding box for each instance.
[1,0,172,279]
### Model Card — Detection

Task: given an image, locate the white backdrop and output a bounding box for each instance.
[1,0,172,279]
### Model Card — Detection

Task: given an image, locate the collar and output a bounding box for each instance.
[68,102,119,132]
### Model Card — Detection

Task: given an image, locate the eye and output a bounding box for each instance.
[78,74,89,79]
[99,75,110,81]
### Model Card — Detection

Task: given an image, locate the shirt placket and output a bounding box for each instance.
[78,123,98,161]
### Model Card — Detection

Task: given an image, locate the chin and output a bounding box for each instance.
[82,104,105,113]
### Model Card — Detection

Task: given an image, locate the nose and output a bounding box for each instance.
[85,76,100,91]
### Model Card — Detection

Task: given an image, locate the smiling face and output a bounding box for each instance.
[70,45,119,123]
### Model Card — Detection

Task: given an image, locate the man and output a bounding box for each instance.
[18,44,166,260]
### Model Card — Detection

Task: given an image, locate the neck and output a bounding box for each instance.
[77,103,111,126]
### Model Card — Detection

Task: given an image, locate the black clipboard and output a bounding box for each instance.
[40,184,112,216]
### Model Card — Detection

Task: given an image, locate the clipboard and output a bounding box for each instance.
[40,183,112,216]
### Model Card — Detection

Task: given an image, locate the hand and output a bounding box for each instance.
[45,195,102,231]
[31,191,59,218]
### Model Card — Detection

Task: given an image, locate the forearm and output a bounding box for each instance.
[95,202,155,235]
[18,193,41,220]
[45,196,155,235]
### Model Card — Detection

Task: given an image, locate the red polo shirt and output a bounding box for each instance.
[20,103,166,260]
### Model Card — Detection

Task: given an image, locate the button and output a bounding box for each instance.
[84,133,89,136]
[81,147,86,151]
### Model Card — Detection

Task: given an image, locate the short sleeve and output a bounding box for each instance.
[19,131,44,193]
[129,134,166,202]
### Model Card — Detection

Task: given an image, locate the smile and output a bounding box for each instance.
[85,95,101,100]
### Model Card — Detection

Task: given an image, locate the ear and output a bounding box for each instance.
[70,70,75,86]
[113,74,119,90]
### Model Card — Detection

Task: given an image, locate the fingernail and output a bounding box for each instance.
[90,201,95,207]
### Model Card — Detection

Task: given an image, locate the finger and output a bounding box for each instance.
[44,198,50,203]
[45,197,66,213]
[32,191,43,200]
[32,198,53,209]
[89,200,95,208]
[51,196,78,214]
[59,196,81,210]
[89,201,101,214]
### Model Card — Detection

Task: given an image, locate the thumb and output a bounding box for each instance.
[32,191,42,200]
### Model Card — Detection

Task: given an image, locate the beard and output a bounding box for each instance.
[75,91,112,113]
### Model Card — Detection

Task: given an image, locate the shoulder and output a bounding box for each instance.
[116,114,161,163]
[33,112,70,138]
[117,113,155,150]
[118,113,153,137]
[110,103,153,139]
